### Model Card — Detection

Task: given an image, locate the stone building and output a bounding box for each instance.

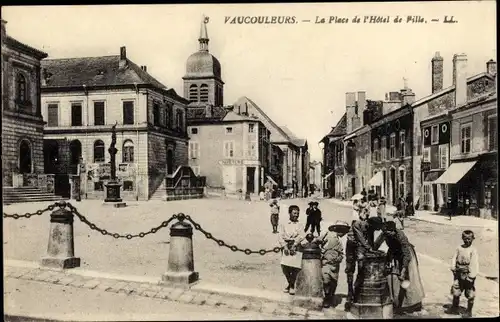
[412,52,496,208]
[321,113,347,198]
[186,105,271,195]
[40,46,190,201]
[309,160,323,191]
[2,20,48,187]
[431,60,497,219]
[234,96,309,196]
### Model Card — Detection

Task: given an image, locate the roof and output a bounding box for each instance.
[412,72,495,107]
[329,113,347,136]
[41,55,167,89]
[223,111,260,122]
[186,105,228,123]
[4,36,48,60]
[280,126,307,147]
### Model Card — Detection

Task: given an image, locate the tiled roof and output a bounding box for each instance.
[186,105,228,122]
[328,113,347,136]
[41,55,167,89]
[280,126,307,147]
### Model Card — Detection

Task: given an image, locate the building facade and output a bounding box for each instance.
[40,46,189,201]
[309,160,323,191]
[321,114,347,198]
[412,52,496,208]
[2,20,48,187]
[187,105,271,195]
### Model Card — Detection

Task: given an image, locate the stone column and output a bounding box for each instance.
[162,214,199,285]
[41,207,80,269]
[292,234,323,310]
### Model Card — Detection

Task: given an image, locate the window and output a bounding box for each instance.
[153,102,160,126]
[16,73,27,102]
[460,123,472,154]
[224,141,234,158]
[71,103,83,126]
[226,127,233,134]
[189,84,198,102]
[200,84,209,102]
[123,181,134,191]
[166,105,173,128]
[399,130,405,157]
[488,116,497,151]
[399,169,405,198]
[373,139,379,161]
[417,134,422,155]
[439,144,449,169]
[249,124,255,133]
[47,104,59,126]
[191,127,198,134]
[389,133,396,159]
[94,101,105,125]
[381,136,387,160]
[431,125,439,145]
[423,147,431,162]
[176,110,184,131]
[122,140,134,163]
[93,140,105,163]
[189,142,199,159]
[123,101,134,125]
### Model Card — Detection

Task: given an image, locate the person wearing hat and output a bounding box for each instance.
[317,220,350,308]
[305,201,322,236]
[269,199,280,234]
[374,221,425,315]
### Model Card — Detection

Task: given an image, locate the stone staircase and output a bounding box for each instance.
[149,181,166,201]
[3,187,65,205]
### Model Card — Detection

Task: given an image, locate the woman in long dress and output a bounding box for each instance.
[374,221,425,314]
[278,205,305,295]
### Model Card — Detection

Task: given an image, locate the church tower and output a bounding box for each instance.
[183,16,224,107]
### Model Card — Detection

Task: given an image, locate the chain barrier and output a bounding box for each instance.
[4,201,283,254]
[183,214,282,256]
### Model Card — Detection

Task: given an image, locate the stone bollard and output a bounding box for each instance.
[162,213,199,285]
[292,233,324,310]
[40,207,81,269]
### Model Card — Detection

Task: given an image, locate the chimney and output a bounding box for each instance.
[401,88,416,106]
[119,46,127,68]
[345,92,356,133]
[142,65,148,72]
[431,52,444,93]
[453,53,468,106]
[1,20,6,40]
[357,91,366,126]
[389,92,401,101]
[487,59,497,76]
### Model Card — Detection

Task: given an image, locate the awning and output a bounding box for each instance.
[323,171,334,180]
[368,172,383,186]
[266,175,277,185]
[423,171,442,182]
[433,161,477,184]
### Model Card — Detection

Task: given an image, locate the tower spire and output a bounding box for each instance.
[199,15,209,52]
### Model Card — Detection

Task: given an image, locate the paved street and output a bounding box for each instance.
[3,197,499,318]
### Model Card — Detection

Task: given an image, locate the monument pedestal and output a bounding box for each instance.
[104,181,126,207]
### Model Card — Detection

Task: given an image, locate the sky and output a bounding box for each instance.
[2,2,496,161]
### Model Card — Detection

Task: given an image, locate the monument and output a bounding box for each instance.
[104,123,126,207]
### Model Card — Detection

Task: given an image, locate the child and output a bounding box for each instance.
[270,199,280,233]
[318,220,350,308]
[445,230,479,318]
[392,209,404,230]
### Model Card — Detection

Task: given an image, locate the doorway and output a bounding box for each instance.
[19,140,32,174]
[69,140,82,174]
[247,167,256,194]
[390,168,396,205]
[351,177,356,197]
[167,150,174,175]
[44,140,59,174]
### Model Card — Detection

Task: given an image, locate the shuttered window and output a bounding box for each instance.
[47,104,58,126]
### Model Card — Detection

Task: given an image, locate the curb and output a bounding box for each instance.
[3,260,338,320]
[407,216,498,229]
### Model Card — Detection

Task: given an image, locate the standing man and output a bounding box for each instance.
[305,201,322,235]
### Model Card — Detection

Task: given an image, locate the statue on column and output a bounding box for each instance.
[105,121,123,203]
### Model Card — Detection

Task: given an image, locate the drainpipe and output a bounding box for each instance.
[83,84,88,199]
[134,82,139,200]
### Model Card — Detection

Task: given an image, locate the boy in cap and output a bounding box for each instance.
[270,199,280,234]
[318,220,350,308]
[305,201,322,235]
[445,230,479,318]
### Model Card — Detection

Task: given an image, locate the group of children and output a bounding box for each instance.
[271,198,481,317]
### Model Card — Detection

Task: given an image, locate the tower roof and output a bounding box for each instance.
[184,16,222,81]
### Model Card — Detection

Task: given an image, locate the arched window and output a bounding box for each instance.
[16,73,28,102]
[122,140,134,163]
[189,84,198,102]
[19,139,32,173]
[200,84,209,102]
[93,140,105,163]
